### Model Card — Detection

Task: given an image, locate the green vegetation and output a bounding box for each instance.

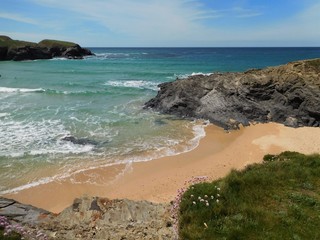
[0,35,36,49]
[305,59,320,71]
[38,39,77,48]
[0,36,76,49]
[179,152,320,240]
[0,228,22,240]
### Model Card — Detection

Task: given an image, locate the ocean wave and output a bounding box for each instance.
[0,113,10,118]
[0,87,93,96]
[167,72,214,80]
[0,87,45,93]
[87,52,148,60]
[0,176,56,195]
[49,57,68,61]
[44,89,112,96]
[0,119,96,158]
[104,80,159,91]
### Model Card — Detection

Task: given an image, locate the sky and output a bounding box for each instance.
[1,0,319,47]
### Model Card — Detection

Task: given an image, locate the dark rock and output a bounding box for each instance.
[7,46,52,61]
[145,59,320,129]
[0,35,94,61]
[0,47,8,60]
[61,45,85,59]
[61,136,98,146]
[0,197,52,226]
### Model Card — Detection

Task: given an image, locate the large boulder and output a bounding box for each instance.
[61,44,91,59]
[145,59,320,129]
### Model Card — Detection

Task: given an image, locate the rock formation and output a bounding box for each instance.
[0,36,94,61]
[145,59,320,129]
[0,196,174,239]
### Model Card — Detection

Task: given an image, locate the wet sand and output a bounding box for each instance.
[5,122,320,213]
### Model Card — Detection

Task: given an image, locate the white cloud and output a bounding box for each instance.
[0,12,39,25]
[232,7,263,18]
[23,0,320,46]
[30,0,222,45]
[244,2,320,46]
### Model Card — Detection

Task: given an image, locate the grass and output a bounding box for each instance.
[305,59,320,71]
[179,151,320,240]
[0,36,76,49]
[0,36,36,49]
[38,39,77,48]
[0,227,22,240]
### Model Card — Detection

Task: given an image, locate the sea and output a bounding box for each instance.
[0,47,319,194]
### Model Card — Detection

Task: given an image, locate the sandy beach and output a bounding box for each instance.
[5,122,320,213]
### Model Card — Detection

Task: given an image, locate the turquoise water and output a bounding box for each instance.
[0,47,319,193]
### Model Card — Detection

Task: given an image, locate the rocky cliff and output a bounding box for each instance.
[0,196,174,239]
[0,36,93,61]
[145,59,320,129]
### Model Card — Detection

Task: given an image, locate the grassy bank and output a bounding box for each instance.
[0,35,76,49]
[179,152,320,240]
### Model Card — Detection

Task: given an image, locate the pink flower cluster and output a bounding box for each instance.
[171,176,209,237]
[0,215,48,240]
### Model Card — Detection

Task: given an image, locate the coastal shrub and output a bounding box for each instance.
[178,152,320,240]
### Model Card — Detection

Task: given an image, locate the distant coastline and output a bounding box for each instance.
[0,35,93,61]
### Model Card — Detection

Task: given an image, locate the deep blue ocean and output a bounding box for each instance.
[0,47,319,193]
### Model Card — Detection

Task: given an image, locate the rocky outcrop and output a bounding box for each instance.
[0,197,53,225]
[6,46,52,61]
[0,196,174,240]
[145,59,320,129]
[0,36,94,61]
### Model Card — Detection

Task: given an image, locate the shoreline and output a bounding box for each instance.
[4,122,320,213]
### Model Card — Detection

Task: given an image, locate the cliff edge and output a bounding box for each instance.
[145,59,320,129]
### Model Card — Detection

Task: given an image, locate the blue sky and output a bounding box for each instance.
[1,0,319,47]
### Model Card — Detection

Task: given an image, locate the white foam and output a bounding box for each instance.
[0,176,55,195]
[191,72,213,76]
[0,119,95,157]
[170,72,214,80]
[0,87,45,93]
[0,120,208,195]
[50,57,68,61]
[93,53,130,59]
[105,80,159,91]
[0,113,10,118]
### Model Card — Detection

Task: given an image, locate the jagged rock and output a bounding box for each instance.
[0,196,175,240]
[0,197,53,226]
[145,59,320,129]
